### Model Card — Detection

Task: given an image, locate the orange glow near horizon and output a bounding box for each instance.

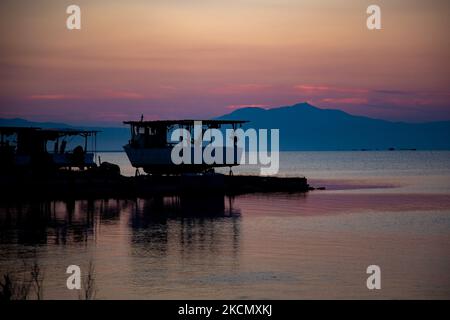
[0,0,449,124]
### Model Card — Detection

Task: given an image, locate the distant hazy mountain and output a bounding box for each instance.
[2,102,450,150]
[0,118,76,129]
[216,102,450,150]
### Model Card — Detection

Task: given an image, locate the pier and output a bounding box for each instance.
[0,171,311,200]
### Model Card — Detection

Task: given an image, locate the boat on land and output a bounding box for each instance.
[0,124,311,200]
[123,119,248,175]
[0,126,98,170]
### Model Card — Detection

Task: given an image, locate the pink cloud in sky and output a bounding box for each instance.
[294,85,369,95]
[226,104,269,110]
[210,84,273,95]
[7,84,450,125]
[101,90,145,100]
[28,94,81,100]
[28,90,146,101]
[321,97,369,105]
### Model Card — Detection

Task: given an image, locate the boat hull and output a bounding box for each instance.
[123,145,242,174]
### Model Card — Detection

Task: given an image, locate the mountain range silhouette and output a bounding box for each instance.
[217,102,450,150]
[2,102,449,150]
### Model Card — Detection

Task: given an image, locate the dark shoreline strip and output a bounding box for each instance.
[0,174,311,200]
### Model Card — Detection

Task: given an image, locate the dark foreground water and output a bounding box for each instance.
[1,151,450,299]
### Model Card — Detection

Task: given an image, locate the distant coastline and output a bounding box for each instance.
[2,102,450,151]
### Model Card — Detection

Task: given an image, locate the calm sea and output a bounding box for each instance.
[1,151,450,299]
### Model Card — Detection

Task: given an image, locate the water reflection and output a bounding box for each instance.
[0,195,241,248]
[130,195,241,255]
[0,195,242,299]
[126,196,241,292]
[1,191,449,299]
[0,201,95,245]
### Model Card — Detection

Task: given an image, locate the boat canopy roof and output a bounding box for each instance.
[0,126,99,139]
[123,119,248,128]
[38,128,100,139]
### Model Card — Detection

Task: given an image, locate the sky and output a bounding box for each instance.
[0,0,449,126]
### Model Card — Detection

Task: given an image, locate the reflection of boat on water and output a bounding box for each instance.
[0,127,98,171]
[129,196,241,262]
[135,195,240,219]
[123,120,247,175]
[0,195,240,246]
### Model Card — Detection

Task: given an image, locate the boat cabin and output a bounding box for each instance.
[123,120,248,174]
